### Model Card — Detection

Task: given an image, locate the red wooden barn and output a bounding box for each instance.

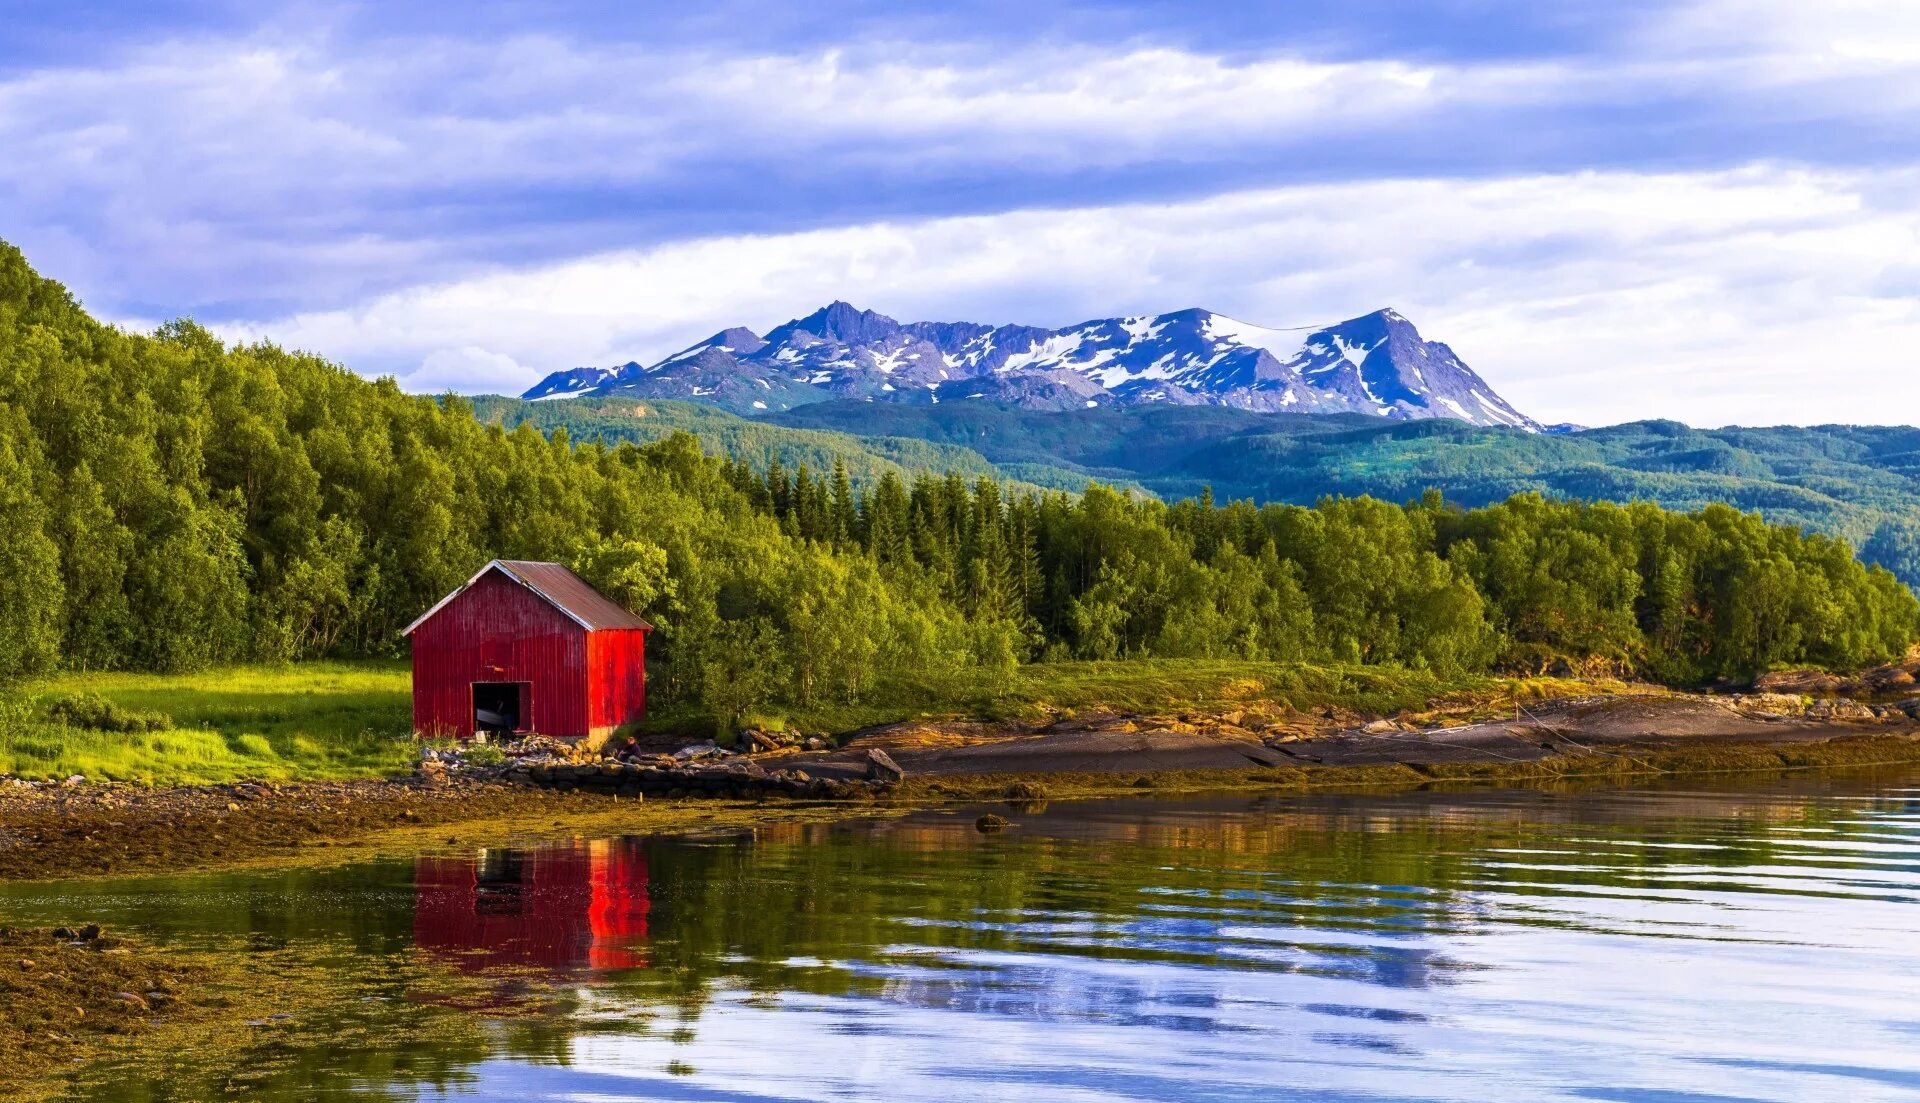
[402,559,651,742]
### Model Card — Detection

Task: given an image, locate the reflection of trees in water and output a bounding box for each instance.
[383,813,1501,1045]
[555,780,1892,1027]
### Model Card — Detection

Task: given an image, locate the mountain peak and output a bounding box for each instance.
[521,303,1537,430]
[764,301,902,346]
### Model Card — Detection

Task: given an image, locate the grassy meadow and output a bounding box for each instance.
[0,662,413,784]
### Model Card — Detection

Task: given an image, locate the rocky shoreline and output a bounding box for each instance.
[716,684,1920,779]
[0,774,594,882]
[503,753,902,799]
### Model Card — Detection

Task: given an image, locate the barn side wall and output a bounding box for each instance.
[409,571,591,739]
[586,628,648,739]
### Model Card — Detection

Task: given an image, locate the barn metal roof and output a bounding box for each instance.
[401,559,654,636]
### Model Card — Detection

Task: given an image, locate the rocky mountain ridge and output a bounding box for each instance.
[524,302,1538,429]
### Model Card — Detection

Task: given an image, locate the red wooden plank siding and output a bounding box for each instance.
[410,571,590,738]
[586,627,647,737]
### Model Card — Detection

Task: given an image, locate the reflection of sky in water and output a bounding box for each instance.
[9,779,1920,1101]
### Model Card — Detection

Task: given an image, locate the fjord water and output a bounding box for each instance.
[9,775,1920,1102]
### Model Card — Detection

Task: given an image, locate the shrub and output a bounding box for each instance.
[45,693,172,733]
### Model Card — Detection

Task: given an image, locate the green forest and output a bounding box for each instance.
[490,394,1920,591]
[1,241,1916,733]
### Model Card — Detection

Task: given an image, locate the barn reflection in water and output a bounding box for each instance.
[413,837,650,970]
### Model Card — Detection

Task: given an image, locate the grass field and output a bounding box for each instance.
[0,662,413,784]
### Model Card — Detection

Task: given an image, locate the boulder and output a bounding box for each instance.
[864,748,905,784]
[1754,669,1845,695]
[1743,692,1806,715]
[1867,667,1918,691]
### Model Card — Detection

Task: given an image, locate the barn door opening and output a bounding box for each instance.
[473,682,528,735]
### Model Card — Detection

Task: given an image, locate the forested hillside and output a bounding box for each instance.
[0,242,1914,729]
[470,395,1120,497]
[768,403,1920,572]
[490,396,1920,591]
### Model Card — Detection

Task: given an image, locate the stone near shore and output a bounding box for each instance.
[864,749,904,784]
[1756,657,1920,699]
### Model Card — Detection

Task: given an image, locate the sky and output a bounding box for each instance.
[2,1,1918,427]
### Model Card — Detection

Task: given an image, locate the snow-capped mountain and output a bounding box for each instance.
[522,303,1538,430]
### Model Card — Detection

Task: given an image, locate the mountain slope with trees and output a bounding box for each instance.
[765,401,1920,588]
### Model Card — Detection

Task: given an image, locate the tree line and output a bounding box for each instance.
[723,461,1918,689]
[0,241,1913,729]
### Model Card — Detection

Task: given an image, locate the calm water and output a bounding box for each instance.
[8,772,1920,1101]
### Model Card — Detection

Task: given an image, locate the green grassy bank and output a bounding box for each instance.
[0,662,412,784]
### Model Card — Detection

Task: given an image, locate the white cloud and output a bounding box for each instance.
[1653,0,1920,57]
[679,48,1463,158]
[398,346,533,393]
[215,164,1920,427]
[2,9,1905,212]
[0,34,1587,316]
[0,38,1498,186]
[13,16,1916,312]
